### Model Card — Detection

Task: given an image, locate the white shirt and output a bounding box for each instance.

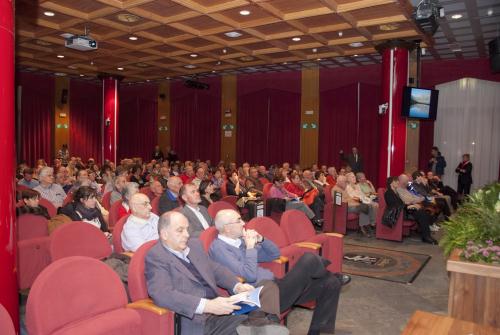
[218,234,242,248]
[186,205,210,230]
[121,213,159,252]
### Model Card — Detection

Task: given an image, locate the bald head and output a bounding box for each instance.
[167,176,183,194]
[130,193,152,219]
[398,174,409,187]
[158,211,190,252]
[214,209,244,239]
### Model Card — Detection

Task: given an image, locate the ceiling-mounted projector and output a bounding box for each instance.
[65,35,98,51]
[413,0,444,35]
[184,79,210,90]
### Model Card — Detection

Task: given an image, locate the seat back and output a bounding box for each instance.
[113,214,131,253]
[128,240,157,301]
[221,196,238,209]
[375,188,404,242]
[151,196,160,215]
[199,226,219,252]
[220,180,228,197]
[246,216,289,248]
[0,304,16,335]
[38,198,57,218]
[101,191,112,210]
[207,201,237,219]
[108,199,123,230]
[259,177,270,185]
[50,222,112,261]
[139,186,154,199]
[262,183,273,200]
[280,209,316,244]
[26,256,129,335]
[18,214,49,240]
[324,184,333,203]
[322,202,334,232]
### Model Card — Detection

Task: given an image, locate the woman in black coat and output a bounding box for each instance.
[455,153,473,196]
[60,186,109,233]
[384,177,436,244]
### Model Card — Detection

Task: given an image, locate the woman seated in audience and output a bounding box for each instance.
[285,171,323,222]
[199,180,218,208]
[226,170,248,197]
[356,172,376,198]
[118,182,139,220]
[346,172,378,228]
[211,169,224,189]
[269,174,322,226]
[87,169,102,197]
[129,164,146,187]
[314,171,330,189]
[60,186,109,234]
[326,167,338,186]
[16,189,50,219]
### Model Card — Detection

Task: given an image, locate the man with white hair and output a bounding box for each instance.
[209,209,348,335]
[121,193,159,252]
[34,166,66,208]
[159,176,182,215]
[110,175,127,205]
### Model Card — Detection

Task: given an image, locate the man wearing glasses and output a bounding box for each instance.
[121,193,159,252]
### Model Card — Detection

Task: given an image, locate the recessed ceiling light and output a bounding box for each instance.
[44,11,55,17]
[338,31,343,37]
[129,36,138,41]
[349,42,364,47]
[190,53,198,58]
[68,65,78,69]
[283,62,288,65]
[316,58,322,61]
[184,64,197,69]
[54,72,66,76]
[239,10,251,16]
[166,77,171,80]
[452,48,462,52]
[212,70,216,73]
[487,9,493,16]
[225,31,242,38]
[353,54,358,57]
[222,48,227,54]
[451,14,462,19]
[57,55,65,58]
[292,37,301,42]
[117,67,124,71]
[312,48,318,53]
[216,61,221,65]
[79,74,84,77]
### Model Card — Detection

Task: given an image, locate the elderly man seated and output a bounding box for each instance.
[121,193,159,252]
[110,175,127,205]
[34,166,66,208]
[159,176,183,215]
[18,168,39,189]
[209,209,349,335]
[179,183,213,238]
[145,211,288,335]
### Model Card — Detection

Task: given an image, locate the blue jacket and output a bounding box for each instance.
[209,237,280,285]
[428,155,447,176]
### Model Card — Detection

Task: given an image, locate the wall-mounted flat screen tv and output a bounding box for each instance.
[401,87,439,120]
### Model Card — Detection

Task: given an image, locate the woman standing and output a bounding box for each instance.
[455,153,473,197]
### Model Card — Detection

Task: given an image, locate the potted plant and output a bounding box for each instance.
[439,182,500,328]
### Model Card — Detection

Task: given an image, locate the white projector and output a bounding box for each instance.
[65,36,98,51]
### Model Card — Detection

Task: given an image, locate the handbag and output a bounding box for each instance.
[382,207,402,228]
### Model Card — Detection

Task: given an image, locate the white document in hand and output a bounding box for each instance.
[232,286,264,307]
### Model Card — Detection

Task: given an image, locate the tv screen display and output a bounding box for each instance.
[401,87,439,120]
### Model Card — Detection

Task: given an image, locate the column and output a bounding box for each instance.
[221,75,237,163]
[100,76,122,164]
[158,81,170,152]
[376,40,414,187]
[300,67,319,167]
[0,0,19,330]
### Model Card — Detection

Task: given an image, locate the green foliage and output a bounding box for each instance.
[440,183,500,257]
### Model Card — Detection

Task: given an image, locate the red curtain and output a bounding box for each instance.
[69,79,102,163]
[17,72,54,166]
[118,84,159,160]
[170,77,221,162]
[237,72,301,166]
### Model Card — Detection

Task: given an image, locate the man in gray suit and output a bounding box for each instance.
[145,211,288,335]
[180,183,213,238]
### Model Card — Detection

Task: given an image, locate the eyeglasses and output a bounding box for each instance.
[135,201,151,206]
[227,217,244,225]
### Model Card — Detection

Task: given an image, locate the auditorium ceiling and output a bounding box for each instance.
[15,0,500,82]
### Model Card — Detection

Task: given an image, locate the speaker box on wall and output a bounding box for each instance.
[488,37,500,73]
[61,88,68,104]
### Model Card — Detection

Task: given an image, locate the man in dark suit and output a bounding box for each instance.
[180,183,214,238]
[339,147,363,173]
[159,176,182,215]
[145,211,288,335]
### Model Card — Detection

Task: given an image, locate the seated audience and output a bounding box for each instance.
[121,193,159,252]
[34,167,66,208]
[332,175,375,237]
[226,170,248,197]
[16,189,50,219]
[149,179,164,199]
[411,171,451,219]
[199,180,216,208]
[387,176,436,244]
[18,168,39,189]
[179,183,213,238]
[130,164,146,187]
[192,166,206,188]
[110,175,127,205]
[245,167,264,195]
[211,169,224,190]
[356,172,376,197]
[70,168,91,193]
[210,209,348,335]
[60,186,109,234]
[152,145,164,161]
[118,182,139,220]
[145,211,288,335]
[313,171,330,192]
[180,165,195,184]
[426,172,458,210]
[326,167,337,186]
[285,171,323,225]
[159,176,182,215]
[159,166,170,188]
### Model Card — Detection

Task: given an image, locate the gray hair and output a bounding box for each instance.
[158,211,186,235]
[214,209,239,233]
[122,182,139,203]
[38,166,54,179]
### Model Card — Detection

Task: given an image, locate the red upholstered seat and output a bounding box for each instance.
[262,183,283,223]
[0,304,15,335]
[101,192,112,211]
[221,195,239,208]
[38,198,57,218]
[330,200,360,234]
[199,226,219,252]
[128,240,176,335]
[280,210,344,273]
[139,186,154,200]
[108,199,123,231]
[375,188,416,242]
[112,214,130,253]
[151,196,160,215]
[324,185,333,204]
[220,180,228,197]
[207,201,237,219]
[26,256,142,335]
[50,221,112,261]
[18,214,48,240]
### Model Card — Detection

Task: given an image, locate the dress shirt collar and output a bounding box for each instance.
[218,234,242,248]
[130,214,153,225]
[167,188,178,199]
[186,204,201,212]
[162,241,191,263]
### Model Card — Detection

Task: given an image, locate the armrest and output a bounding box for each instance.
[324,233,344,239]
[273,256,289,264]
[121,252,134,258]
[293,242,321,250]
[127,298,171,316]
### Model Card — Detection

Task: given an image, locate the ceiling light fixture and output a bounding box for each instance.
[216,61,221,65]
[57,55,65,58]
[316,58,322,61]
[451,14,462,19]
[129,36,138,41]
[239,10,251,16]
[79,74,84,77]
[292,37,301,42]
[312,48,318,53]
[349,42,364,47]
[452,48,462,52]
[225,31,242,38]
[212,70,216,73]
[43,11,55,17]
[166,77,171,80]
[353,54,358,57]
[190,53,198,58]
[184,64,197,69]
[117,67,124,70]
[338,31,343,37]
[487,9,493,16]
